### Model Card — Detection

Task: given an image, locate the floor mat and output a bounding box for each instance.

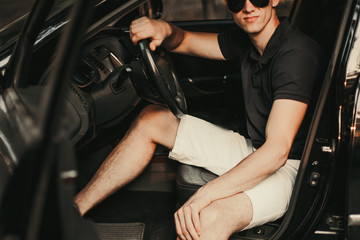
[95,223,145,240]
[85,191,177,239]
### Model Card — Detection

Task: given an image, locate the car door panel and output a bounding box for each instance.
[168,20,246,130]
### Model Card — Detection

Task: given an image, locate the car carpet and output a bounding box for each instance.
[85,190,177,240]
[95,222,145,240]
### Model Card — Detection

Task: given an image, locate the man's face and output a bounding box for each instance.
[232,0,279,35]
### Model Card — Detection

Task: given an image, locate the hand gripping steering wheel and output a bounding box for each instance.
[138,40,187,118]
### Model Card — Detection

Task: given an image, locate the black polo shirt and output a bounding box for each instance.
[218,18,323,159]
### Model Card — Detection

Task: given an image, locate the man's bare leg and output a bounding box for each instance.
[174,192,252,240]
[199,193,252,240]
[74,105,179,216]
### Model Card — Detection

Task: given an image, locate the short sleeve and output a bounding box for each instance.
[218,28,250,61]
[271,42,323,104]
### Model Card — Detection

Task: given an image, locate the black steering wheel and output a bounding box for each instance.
[138,40,187,118]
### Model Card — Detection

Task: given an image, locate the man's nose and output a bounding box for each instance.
[243,0,256,13]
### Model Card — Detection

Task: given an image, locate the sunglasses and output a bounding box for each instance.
[225,0,270,13]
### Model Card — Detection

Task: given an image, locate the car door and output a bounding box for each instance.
[344,11,360,238]
[0,0,100,239]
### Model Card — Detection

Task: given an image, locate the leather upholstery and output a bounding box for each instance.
[176,164,218,205]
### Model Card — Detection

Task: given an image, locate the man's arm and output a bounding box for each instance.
[130,17,225,60]
[203,99,307,195]
[175,99,308,239]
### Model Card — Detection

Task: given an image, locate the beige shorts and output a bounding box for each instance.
[168,115,300,230]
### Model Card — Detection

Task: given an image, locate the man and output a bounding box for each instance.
[74,0,323,239]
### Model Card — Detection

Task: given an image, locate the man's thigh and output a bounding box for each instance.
[169,114,254,176]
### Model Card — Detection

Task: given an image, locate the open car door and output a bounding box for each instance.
[345,12,360,238]
[0,0,99,239]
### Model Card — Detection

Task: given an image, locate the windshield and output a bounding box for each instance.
[0,0,36,29]
[0,0,78,57]
[0,0,108,60]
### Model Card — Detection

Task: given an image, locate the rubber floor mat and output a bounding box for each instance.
[95,222,145,240]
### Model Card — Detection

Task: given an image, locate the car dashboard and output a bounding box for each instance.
[67,29,146,147]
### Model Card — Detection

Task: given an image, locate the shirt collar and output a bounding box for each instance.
[249,18,290,65]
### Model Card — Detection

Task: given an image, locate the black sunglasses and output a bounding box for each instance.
[225,0,270,13]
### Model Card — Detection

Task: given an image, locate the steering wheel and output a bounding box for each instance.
[138,40,187,118]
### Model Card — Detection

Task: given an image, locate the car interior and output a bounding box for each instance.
[75,0,346,239]
[0,0,350,239]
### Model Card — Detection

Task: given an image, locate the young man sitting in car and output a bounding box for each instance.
[74,0,323,239]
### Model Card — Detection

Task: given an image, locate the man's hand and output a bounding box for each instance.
[129,16,171,51]
[174,188,212,240]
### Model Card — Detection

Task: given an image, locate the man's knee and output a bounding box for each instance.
[199,204,221,230]
[199,205,232,240]
[134,104,179,147]
[135,105,172,129]
[138,104,168,120]
[199,195,253,239]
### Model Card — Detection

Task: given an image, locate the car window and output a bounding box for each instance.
[161,0,295,21]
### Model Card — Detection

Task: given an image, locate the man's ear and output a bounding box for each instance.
[272,0,280,8]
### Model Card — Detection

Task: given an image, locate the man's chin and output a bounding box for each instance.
[242,25,262,35]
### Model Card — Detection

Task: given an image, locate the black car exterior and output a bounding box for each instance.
[0,0,359,239]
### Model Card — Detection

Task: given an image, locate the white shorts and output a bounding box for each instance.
[168,115,300,230]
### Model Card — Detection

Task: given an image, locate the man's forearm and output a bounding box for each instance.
[161,22,225,60]
[197,141,289,204]
[162,22,186,50]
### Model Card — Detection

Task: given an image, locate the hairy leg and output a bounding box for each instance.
[74,105,179,216]
[198,193,253,240]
